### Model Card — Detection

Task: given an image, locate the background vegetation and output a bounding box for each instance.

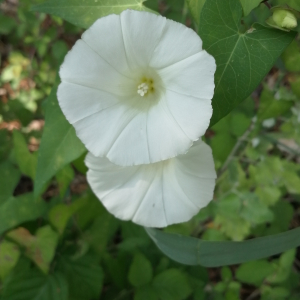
[0,0,300,299]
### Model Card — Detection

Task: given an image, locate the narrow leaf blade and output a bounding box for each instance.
[146,226,300,267]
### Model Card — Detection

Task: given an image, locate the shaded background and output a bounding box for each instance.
[0,0,300,299]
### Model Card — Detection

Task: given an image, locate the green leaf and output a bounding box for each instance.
[199,0,296,126]
[225,281,241,300]
[0,15,16,35]
[186,0,206,25]
[7,226,59,274]
[83,213,119,255]
[264,201,294,235]
[215,214,251,241]
[13,130,37,180]
[0,193,49,236]
[267,249,296,284]
[236,260,274,286]
[288,74,300,98]
[31,0,156,29]
[128,253,153,287]
[134,285,159,300]
[282,169,300,194]
[257,88,293,121]
[48,205,74,235]
[255,186,281,206]
[274,0,300,12]
[211,115,236,163]
[221,266,232,282]
[152,269,192,300]
[2,260,68,300]
[34,77,86,197]
[0,130,11,163]
[261,286,290,300]
[280,248,296,268]
[58,254,103,300]
[240,193,274,224]
[230,112,251,137]
[72,152,88,175]
[145,226,300,267]
[56,164,74,197]
[75,193,106,230]
[103,253,129,289]
[282,39,300,72]
[0,161,20,203]
[214,194,251,241]
[201,228,227,241]
[186,0,262,24]
[49,196,91,235]
[0,240,20,280]
[239,0,262,16]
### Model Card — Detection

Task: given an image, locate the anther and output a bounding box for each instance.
[137,82,150,97]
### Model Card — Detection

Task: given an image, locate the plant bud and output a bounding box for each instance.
[272,9,297,29]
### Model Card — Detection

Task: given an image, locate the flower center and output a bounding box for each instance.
[137,78,154,97]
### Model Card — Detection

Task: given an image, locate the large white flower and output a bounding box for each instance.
[58,10,216,166]
[85,140,216,228]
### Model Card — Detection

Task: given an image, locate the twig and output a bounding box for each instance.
[261,133,300,157]
[245,289,261,300]
[262,0,272,9]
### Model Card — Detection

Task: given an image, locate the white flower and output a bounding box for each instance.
[85,140,216,227]
[58,10,216,166]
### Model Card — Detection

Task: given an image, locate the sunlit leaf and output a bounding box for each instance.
[199,0,296,126]
[186,0,206,25]
[55,164,74,197]
[0,193,49,236]
[31,0,157,29]
[0,240,20,280]
[7,226,59,274]
[49,197,89,235]
[239,0,263,16]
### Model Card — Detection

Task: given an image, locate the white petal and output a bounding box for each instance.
[85,141,216,228]
[163,90,212,140]
[145,99,192,162]
[72,99,139,158]
[59,39,135,96]
[81,14,130,77]
[158,51,216,99]
[150,19,203,69]
[106,110,152,166]
[57,82,119,124]
[120,10,167,69]
[58,11,216,166]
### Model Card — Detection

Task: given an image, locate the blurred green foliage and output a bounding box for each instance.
[0,0,300,299]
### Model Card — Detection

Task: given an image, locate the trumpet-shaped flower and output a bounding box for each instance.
[85,141,216,227]
[58,10,216,166]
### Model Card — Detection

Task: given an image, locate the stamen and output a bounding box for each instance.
[137,82,150,97]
